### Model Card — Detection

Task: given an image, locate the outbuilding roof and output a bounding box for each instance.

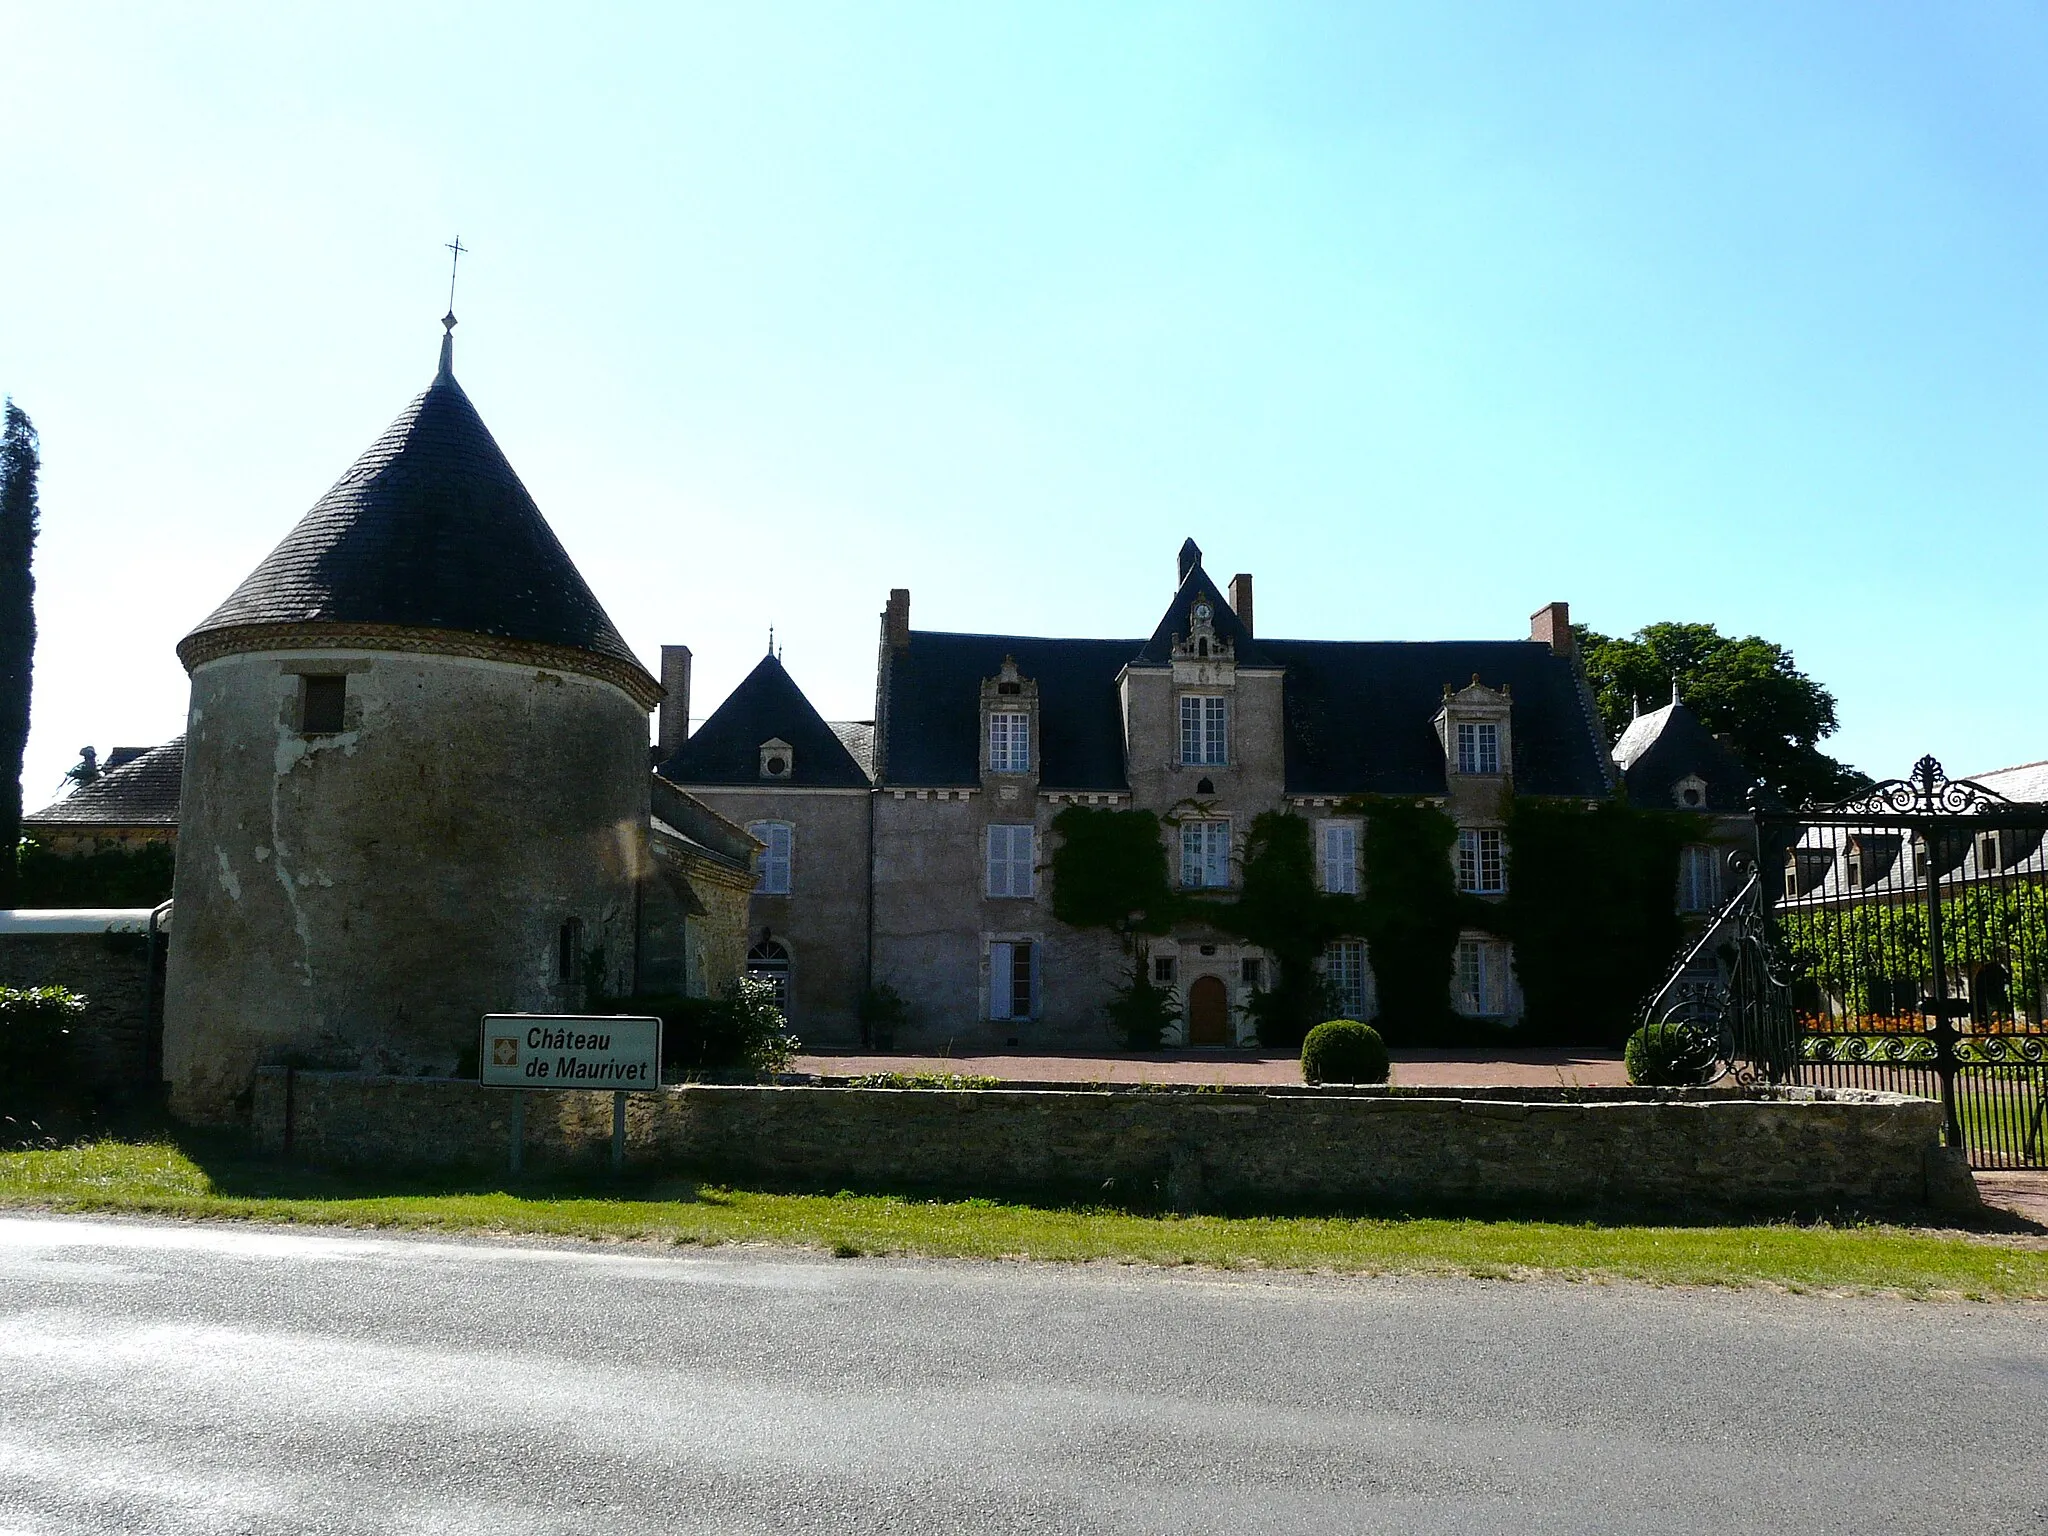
[181,346,648,688]
[1611,696,1752,812]
[657,654,872,788]
[25,738,185,828]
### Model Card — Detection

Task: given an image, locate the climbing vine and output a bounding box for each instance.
[1498,798,1701,1045]
[1048,798,1710,1049]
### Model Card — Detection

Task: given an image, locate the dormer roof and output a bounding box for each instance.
[658,654,871,788]
[178,351,656,704]
[1132,542,1267,667]
[1612,696,1751,811]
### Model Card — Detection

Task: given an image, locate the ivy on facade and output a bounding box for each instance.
[1048,797,1712,1049]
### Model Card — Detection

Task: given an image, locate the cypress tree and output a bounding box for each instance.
[0,401,40,904]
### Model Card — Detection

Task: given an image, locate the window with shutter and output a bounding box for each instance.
[1678,844,1720,912]
[989,940,1035,1019]
[747,822,794,895]
[1320,823,1359,894]
[986,825,1036,898]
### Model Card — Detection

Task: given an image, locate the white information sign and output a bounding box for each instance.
[480,1014,662,1090]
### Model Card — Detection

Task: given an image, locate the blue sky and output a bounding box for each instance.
[4,3,2044,805]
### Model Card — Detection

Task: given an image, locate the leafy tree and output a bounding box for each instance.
[1574,620,1864,808]
[0,402,39,902]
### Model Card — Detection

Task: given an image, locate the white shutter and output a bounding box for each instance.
[1014,826,1035,898]
[989,942,1014,1019]
[1322,825,1357,894]
[987,826,1036,898]
[1203,821,1231,887]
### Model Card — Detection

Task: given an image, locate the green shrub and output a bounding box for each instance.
[1300,1019,1389,1085]
[13,839,174,908]
[845,1071,1001,1090]
[599,976,798,1079]
[857,984,909,1048]
[1107,966,1182,1052]
[0,986,88,1108]
[1623,1021,1718,1087]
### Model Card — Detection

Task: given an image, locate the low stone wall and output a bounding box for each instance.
[251,1070,1979,1216]
[0,924,161,1099]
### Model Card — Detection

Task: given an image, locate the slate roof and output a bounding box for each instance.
[1134,546,1268,668]
[1611,697,1752,812]
[184,348,647,680]
[878,632,1613,797]
[657,655,872,787]
[26,738,185,827]
[829,721,876,780]
[883,632,1141,791]
[1970,759,2048,804]
[1265,640,1610,797]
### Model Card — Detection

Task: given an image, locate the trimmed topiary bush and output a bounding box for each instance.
[1300,1019,1389,1085]
[1623,1020,1718,1087]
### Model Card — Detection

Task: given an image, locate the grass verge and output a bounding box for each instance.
[2,1138,2043,1300]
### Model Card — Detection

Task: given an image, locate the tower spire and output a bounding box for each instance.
[438,236,467,380]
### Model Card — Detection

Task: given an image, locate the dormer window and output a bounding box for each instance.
[981,656,1038,777]
[759,738,794,780]
[1673,774,1708,810]
[1455,722,1499,775]
[1435,677,1513,781]
[988,713,1030,774]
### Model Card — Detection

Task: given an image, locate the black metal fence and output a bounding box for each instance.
[1643,757,2048,1170]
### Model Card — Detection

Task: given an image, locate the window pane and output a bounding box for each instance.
[1204,697,1227,765]
[1180,824,1205,887]
[1179,697,1200,765]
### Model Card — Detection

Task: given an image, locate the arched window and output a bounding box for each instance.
[747,938,792,1015]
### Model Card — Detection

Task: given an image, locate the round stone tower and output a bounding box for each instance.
[163,323,662,1122]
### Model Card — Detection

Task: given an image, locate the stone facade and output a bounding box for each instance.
[667,539,1653,1052]
[164,648,653,1118]
[251,1068,1979,1218]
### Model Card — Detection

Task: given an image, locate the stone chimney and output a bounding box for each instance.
[884,588,911,652]
[1228,573,1254,636]
[1529,601,1573,657]
[658,645,692,758]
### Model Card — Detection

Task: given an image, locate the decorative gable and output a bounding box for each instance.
[1434,676,1514,779]
[979,656,1040,780]
[758,738,794,780]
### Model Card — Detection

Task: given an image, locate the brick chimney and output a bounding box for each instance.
[658,645,693,758]
[1529,601,1573,656]
[884,588,911,652]
[1228,573,1254,636]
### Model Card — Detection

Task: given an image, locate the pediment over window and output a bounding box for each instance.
[1433,675,1513,777]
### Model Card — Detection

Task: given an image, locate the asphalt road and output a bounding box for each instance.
[1,1216,2043,1534]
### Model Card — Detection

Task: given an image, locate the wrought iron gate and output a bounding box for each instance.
[1643,757,2048,1170]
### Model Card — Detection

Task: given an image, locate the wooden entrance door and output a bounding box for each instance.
[1188,975,1230,1046]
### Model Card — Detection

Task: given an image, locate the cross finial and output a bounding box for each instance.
[437,237,467,379]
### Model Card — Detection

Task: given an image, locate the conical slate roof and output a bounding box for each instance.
[181,351,651,694]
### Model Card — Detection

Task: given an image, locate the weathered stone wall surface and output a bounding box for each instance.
[165,649,651,1122]
[686,787,871,1044]
[251,1070,1975,1216]
[0,931,158,1098]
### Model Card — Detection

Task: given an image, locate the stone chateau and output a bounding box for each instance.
[658,540,1748,1051]
[32,328,1751,1095]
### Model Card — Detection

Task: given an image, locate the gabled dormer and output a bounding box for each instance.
[980,656,1040,795]
[1132,539,1267,679]
[1435,675,1514,784]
